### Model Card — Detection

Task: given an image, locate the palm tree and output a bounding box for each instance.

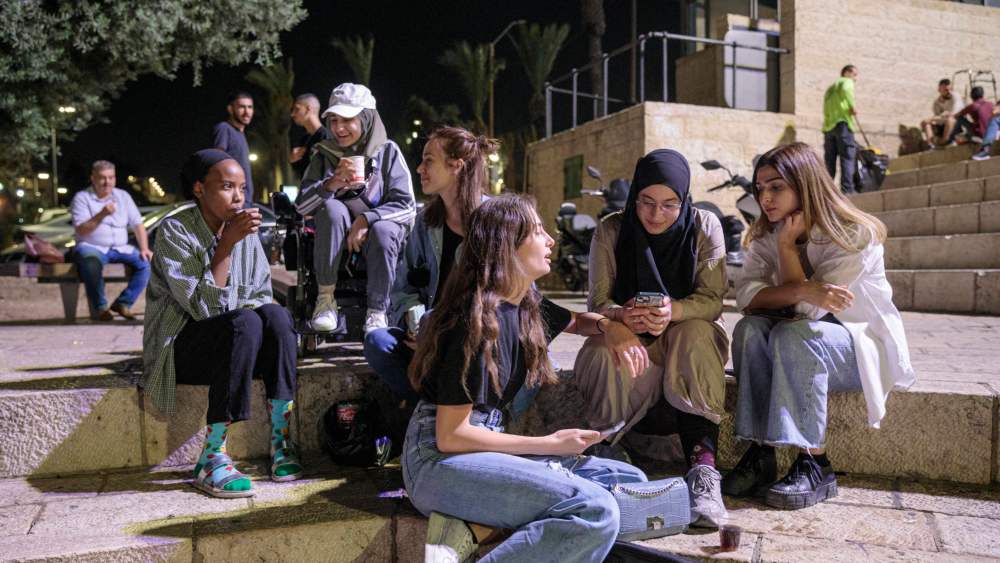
[331,35,375,86]
[438,42,504,133]
[581,0,606,103]
[245,58,294,198]
[511,23,571,137]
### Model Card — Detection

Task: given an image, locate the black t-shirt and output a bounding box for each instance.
[292,126,333,177]
[420,297,573,410]
[434,223,463,306]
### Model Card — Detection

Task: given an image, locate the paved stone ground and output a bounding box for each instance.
[2,281,1000,561]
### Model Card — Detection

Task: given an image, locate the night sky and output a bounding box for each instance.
[59,0,682,196]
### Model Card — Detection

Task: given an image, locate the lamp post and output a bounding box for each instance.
[51,106,75,207]
[488,19,526,137]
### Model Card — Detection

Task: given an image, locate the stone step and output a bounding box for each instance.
[888,269,1000,314]
[882,152,1000,190]
[888,143,997,173]
[875,200,1000,237]
[3,350,997,488]
[851,174,1000,213]
[4,457,999,562]
[883,233,1000,270]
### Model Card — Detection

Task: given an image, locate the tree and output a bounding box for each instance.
[511,23,571,137]
[330,35,375,86]
[438,42,504,133]
[245,59,295,198]
[0,1,306,180]
[581,0,606,103]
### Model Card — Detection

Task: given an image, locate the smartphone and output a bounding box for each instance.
[595,420,625,438]
[633,292,666,307]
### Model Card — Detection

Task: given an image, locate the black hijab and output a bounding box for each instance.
[180,149,235,199]
[611,149,699,304]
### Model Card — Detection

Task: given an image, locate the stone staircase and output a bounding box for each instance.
[851,147,1000,314]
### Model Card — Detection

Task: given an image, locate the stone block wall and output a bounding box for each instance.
[782,0,1000,157]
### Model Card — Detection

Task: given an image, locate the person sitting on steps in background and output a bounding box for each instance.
[920,78,964,149]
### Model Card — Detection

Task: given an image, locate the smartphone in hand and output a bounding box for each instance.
[633,292,666,307]
[595,420,625,438]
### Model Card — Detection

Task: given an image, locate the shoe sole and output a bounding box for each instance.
[765,480,838,510]
[192,480,255,499]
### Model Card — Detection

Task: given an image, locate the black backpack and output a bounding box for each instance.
[322,400,392,467]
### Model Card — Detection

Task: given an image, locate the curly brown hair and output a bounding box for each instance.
[409,195,558,398]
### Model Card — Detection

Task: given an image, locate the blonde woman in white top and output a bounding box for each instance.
[723,142,915,510]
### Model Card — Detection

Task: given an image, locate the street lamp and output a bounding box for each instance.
[488,19,526,137]
[51,105,76,207]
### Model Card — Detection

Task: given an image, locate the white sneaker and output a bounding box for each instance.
[364,309,388,334]
[311,294,338,332]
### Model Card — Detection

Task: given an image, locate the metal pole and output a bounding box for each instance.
[730,42,737,109]
[629,0,637,103]
[662,37,669,102]
[50,125,58,207]
[545,84,552,138]
[639,37,646,103]
[488,43,495,137]
[602,55,609,117]
[571,70,578,128]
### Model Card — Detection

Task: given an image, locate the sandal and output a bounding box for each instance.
[192,453,254,498]
[271,438,303,482]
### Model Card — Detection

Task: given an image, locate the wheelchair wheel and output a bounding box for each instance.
[297,333,319,357]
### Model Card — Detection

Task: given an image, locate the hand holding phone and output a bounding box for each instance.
[595,420,625,438]
[633,292,666,308]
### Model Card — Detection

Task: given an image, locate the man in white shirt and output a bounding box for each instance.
[920,78,965,149]
[70,160,152,321]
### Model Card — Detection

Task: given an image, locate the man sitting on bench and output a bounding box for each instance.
[70,160,152,321]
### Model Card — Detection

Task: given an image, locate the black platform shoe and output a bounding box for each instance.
[722,443,777,498]
[765,455,837,510]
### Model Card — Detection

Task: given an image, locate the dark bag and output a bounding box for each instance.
[606,541,697,563]
[322,400,392,467]
[855,148,889,193]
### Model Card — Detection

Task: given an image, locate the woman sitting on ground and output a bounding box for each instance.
[364,126,494,406]
[403,195,647,563]
[573,149,730,528]
[142,149,302,498]
[724,142,914,510]
[296,83,416,335]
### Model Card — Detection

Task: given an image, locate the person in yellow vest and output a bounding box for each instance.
[822,65,859,194]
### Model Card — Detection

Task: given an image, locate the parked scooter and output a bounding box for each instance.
[554,166,627,292]
[696,160,761,286]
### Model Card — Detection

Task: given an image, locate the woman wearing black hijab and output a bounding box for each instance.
[573,149,730,528]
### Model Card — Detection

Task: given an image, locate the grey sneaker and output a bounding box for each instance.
[972,146,992,161]
[425,512,478,563]
[686,465,728,528]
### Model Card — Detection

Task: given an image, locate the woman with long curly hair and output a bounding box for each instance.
[723,142,914,510]
[403,195,647,562]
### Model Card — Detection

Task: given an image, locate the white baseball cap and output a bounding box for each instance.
[321,83,376,119]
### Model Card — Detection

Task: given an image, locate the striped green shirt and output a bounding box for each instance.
[141,205,272,414]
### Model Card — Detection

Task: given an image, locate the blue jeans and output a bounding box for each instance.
[72,247,151,312]
[984,115,1000,147]
[363,327,419,404]
[732,315,862,450]
[402,401,647,563]
[364,327,542,418]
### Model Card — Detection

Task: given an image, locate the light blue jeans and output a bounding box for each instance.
[402,401,647,563]
[732,315,862,450]
[984,115,1000,147]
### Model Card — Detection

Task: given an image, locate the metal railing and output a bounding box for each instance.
[544,31,790,138]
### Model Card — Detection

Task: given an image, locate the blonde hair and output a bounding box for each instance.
[748,142,886,251]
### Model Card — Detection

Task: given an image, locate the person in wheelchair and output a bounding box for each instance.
[364,126,495,406]
[295,83,416,334]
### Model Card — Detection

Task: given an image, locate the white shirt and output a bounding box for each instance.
[70,187,143,254]
[735,223,916,428]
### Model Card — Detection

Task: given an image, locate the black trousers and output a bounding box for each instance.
[175,303,297,424]
[823,121,857,194]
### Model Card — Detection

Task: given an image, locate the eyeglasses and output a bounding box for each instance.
[636,197,683,213]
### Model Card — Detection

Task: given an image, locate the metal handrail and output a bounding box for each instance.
[544,30,791,138]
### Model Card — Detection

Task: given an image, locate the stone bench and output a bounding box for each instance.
[0,262,128,321]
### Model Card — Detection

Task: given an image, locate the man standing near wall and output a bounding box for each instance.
[212,92,255,206]
[822,65,859,194]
